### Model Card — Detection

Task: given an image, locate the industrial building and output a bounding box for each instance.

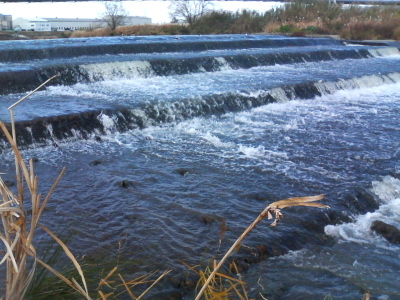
[43,18,105,31]
[13,16,152,32]
[13,17,51,31]
[0,14,13,30]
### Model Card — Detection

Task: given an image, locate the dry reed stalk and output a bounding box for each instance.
[362,292,370,300]
[0,75,90,300]
[1,76,169,300]
[182,261,247,300]
[0,122,90,299]
[195,195,328,300]
[99,270,171,300]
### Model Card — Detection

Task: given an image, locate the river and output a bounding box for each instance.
[0,34,399,299]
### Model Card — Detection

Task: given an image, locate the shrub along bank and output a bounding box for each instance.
[68,0,400,40]
[263,0,400,40]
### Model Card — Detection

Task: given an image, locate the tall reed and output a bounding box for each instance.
[0,76,169,300]
[195,195,328,300]
[0,75,91,299]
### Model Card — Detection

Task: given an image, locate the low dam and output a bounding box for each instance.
[1,34,399,299]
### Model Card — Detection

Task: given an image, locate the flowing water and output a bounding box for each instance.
[0,34,400,299]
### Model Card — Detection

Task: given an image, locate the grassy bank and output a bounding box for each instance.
[64,1,400,40]
[6,1,400,41]
[263,1,400,40]
[70,24,190,38]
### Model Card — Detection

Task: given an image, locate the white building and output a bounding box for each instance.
[125,16,152,26]
[43,18,105,31]
[0,14,13,31]
[13,17,51,32]
[13,16,152,32]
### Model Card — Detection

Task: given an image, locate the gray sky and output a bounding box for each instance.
[1,1,282,24]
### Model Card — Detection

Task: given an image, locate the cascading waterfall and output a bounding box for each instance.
[1,70,400,150]
[1,34,400,299]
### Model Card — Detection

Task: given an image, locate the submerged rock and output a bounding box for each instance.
[4,180,14,187]
[146,291,183,300]
[90,159,102,166]
[371,220,400,244]
[175,168,189,176]
[120,180,129,188]
[199,214,221,224]
[118,179,138,188]
[170,272,199,291]
[344,188,380,214]
[389,170,400,180]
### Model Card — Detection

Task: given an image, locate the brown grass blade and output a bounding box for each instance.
[98,290,114,300]
[8,74,59,110]
[228,261,248,299]
[37,167,66,222]
[116,272,153,286]
[0,122,33,193]
[0,178,19,203]
[36,257,91,300]
[362,292,370,300]
[137,270,171,300]
[231,283,247,300]
[35,258,80,294]
[0,227,22,261]
[38,224,90,299]
[181,261,201,276]
[98,266,118,288]
[195,195,328,300]
[29,159,34,188]
[211,271,246,284]
[72,277,91,297]
[118,273,137,300]
[0,206,24,214]
[269,195,325,208]
[0,235,19,272]
[277,202,329,209]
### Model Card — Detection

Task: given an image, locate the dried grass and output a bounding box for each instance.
[183,260,249,300]
[194,195,328,300]
[0,77,168,300]
[69,24,190,38]
[263,1,400,39]
[70,28,112,38]
[0,75,91,300]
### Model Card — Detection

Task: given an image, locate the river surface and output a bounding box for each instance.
[0,34,399,299]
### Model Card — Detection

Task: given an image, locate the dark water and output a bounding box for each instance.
[1,35,400,299]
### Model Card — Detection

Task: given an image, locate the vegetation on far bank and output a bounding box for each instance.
[65,0,400,40]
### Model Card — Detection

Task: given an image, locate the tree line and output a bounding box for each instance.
[77,0,400,40]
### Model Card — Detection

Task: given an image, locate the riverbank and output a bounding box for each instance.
[0,30,69,40]
[2,0,400,42]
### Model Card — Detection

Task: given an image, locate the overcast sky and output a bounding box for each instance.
[1,1,282,24]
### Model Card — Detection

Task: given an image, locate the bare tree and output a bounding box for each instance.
[102,1,128,31]
[169,0,213,25]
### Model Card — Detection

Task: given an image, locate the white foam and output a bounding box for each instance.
[237,144,288,160]
[214,57,232,71]
[368,47,400,58]
[81,60,154,81]
[371,175,400,204]
[325,176,400,246]
[269,87,290,102]
[46,84,107,98]
[201,132,235,148]
[97,111,117,134]
[238,145,266,158]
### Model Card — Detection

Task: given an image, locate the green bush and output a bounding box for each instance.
[191,9,266,34]
[278,24,294,33]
